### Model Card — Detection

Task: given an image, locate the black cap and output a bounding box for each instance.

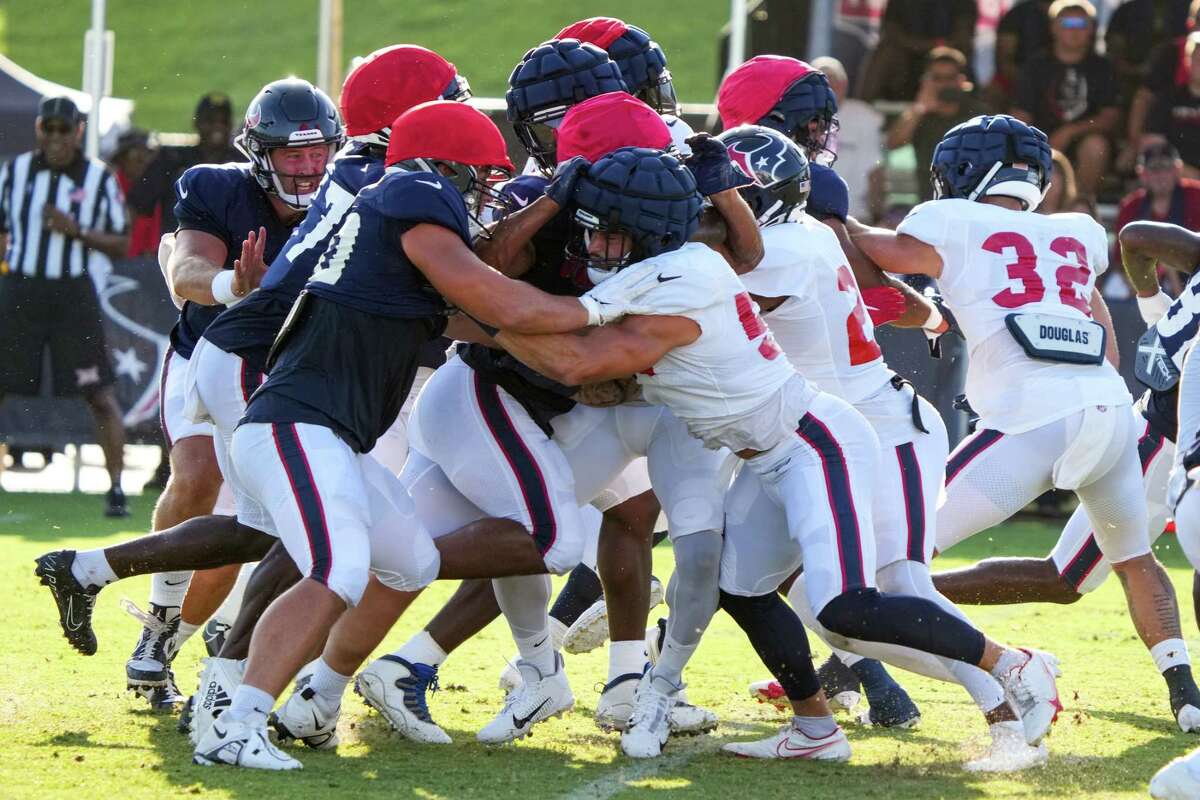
[194,91,233,120]
[1139,141,1181,168]
[38,96,81,126]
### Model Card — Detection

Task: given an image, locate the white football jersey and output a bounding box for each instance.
[897,199,1131,433]
[586,242,807,451]
[661,114,694,157]
[739,215,894,404]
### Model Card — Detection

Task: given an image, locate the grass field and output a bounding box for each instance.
[0,1,730,132]
[1,490,1198,798]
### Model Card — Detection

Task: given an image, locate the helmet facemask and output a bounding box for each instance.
[400,157,513,238]
[237,135,338,209]
[514,108,565,174]
[636,69,679,116]
[567,209,638,285]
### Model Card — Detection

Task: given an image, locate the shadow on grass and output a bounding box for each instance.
[0,491,157,543]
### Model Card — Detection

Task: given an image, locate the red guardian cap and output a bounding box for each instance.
[340,45,460,137]
[717,55,815,129]
[556,17,630,50]
[385,100,515,171]
[556,92,671,163]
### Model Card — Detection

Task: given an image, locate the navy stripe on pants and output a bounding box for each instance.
[796,413,867,592]
[945,428,1004,485]
[270,423,334,585]
[896,442,926,562]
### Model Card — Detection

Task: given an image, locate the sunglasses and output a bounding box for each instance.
[1058,16,1091,29]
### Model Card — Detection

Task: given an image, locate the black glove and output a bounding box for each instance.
[545,156,591,208]
[684,132,753,196]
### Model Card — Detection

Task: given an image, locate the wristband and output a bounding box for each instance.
[921,304,944,332]
[1136,290,1173,326]
[579,295,606,327]
[211,270,242,306]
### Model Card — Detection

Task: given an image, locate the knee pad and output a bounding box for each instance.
[673,530,723,580]
[543,532,585,576]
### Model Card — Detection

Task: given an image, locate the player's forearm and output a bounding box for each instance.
[888,275,940,328]
[1120,222,1200,293]
[497,326,643,386]
[848,224,942,277]
[170,254,224,305]
[461,275,590,335]
[473,196,558,278]
[707,189,762,274]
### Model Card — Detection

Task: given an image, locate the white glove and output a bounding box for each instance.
[579,260,666,325]
[1137,290,1173,326]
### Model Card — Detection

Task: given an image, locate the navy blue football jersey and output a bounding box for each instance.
[170,162,296,358]
[203,144,386,371]
[806,163,850,223]
[1138,386,1179,443]
[459,174,590,435]
[241,170,466,452]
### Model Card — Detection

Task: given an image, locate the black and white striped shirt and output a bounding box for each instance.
[0,151,127,279]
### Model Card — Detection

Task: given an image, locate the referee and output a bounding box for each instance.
[0,97,131,516]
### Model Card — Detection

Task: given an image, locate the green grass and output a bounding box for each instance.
[1,490,1198,798]
[0,1,730,132]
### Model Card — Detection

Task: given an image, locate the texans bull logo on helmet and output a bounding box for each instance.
[725,135,791,188]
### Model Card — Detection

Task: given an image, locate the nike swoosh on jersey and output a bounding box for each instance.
[512,697,552,730]
[656,274,681,283]
[512,194,531,208]
[415,179,443,188]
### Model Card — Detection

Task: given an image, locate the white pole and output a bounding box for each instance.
[806,0,834,60]
[726,0,747,78]
[84,0,106,159]
[317,0,333,93]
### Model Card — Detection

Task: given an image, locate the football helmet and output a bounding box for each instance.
[716,125,811,226]
[568,146,703,283]
[236,78,344,209]
[556,92,672,163]
[506,39,627,173]
[931,114,1052,212]
[340,45,471,149]
[556,18,678,114]
[718,55,839,163]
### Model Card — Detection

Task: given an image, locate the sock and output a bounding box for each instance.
[850,659,900,700]
[549,616,569,651]
[793,714,838,739]
[1153,638,1192,673]
[148,571,191,608]
[989,649,1026,680]
[307,658,352,707]
[608,639,647,682]
[176,621,201,650]
[212,562,255,628]
[651,632,697,687]
[395,630,449,667]
[513,627,557,675]
[223,684,275,728]
[71,548,117,590]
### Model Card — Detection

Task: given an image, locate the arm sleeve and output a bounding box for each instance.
[173,167,232,245]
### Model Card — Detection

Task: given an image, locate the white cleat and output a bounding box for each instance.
[563,577,664,655]
[997,649,1062,746]
[721,722,851,761]
[668,695,718,736]
[193,716,302,770]
[621,671,678,759]
[964,721,1048,773]
[271,665,340,750]
[1152,747,1200,799]
[1177,703,1200,734]
[189,657,245,746]
[477,654,574,744]
[498,657,522,694]
[355,655,451,745]
[596,670,716,735]
[748,679,792,713]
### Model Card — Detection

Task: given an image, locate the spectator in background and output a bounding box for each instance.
[1145,32,1200,177]
[127,92,241,237]
[859,0,977,102]
[886,47,988,202]
[991,0,1054,109]
[1040,148,1078,213]
[0,97,130,516]
[812,56,883,221]
[1114,141,1200,294]
[1013,0,1119,201]
[1106,0,1190,108]
[110,129,159,258]
[1123,0,1200,172]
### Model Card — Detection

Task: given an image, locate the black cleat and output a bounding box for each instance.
[104,486,130,518]
[866,683,922,728]
[202,619,230,658]
[148,668,186,711]
[34,550,99,655]
[817,654,862,700]
[124,601,180,691]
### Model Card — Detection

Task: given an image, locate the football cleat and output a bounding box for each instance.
[865,684,921,729]
[721,722,851,761]
[668,697,719,735]
[997,649,1062,746]
[477,654,574,744]
[562,576,664,655]
[498,657,522,694]
[271,682,340,750]
[748,679,791,712]
[621,671,679,758]
[146,668,186,711]
[190,657,245,746]
[644,618,666,665]
[597,671,717,734]
[817,655,864,712]
[203,619,231,658]
[355,655,451,744]
[1178,704,1200,734]
[964,721,1048,773]
[193,717,302,770]
[34,550,99,656]
[178,695,195,735]
[122,600,180,692]
[105,486,130,518]
[1151,747,1200,799]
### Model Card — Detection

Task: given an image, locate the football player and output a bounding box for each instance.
[713,125,1044,770]
[122,78,341,708]
[495,145,1063,760]
[853,113,1187,748]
